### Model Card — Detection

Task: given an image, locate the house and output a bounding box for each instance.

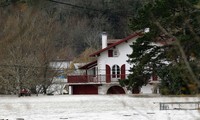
[47,60,71,95]
[67,32,160,95]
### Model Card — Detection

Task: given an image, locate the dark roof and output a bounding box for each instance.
[90,32,143,57]
[79,60,97,69]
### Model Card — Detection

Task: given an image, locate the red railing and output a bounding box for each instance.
[67,74,128,83]
[67,74,160,84]
[67,75,88,83]
[67,75,105,83]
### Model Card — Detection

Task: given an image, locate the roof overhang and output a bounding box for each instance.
[89,32,143,57]
[79,60,97,70]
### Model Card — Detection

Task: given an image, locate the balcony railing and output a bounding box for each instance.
[67,74,128,84]
[67,74,160,84]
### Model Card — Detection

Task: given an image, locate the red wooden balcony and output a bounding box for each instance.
[67,74,160,84]
[67,75,105,83]
[67,74,129,84]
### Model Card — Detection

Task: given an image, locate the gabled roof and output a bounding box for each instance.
[90,32,143,57]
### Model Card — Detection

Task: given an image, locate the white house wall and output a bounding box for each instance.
[97,37,139,75]
[96,36,156,94]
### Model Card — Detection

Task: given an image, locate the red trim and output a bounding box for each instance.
[90,32,143,57]
[121,64,126,79]
[106,64,111,83]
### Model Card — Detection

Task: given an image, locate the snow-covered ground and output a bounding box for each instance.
[0,95,200,120]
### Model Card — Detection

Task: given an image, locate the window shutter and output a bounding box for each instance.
[106,64,111,83]
[121,64,126,79]
[108,50,113,57]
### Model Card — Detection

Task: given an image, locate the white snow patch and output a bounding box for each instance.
[0,95,199,120]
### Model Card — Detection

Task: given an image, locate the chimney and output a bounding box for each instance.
[102,32,107,49]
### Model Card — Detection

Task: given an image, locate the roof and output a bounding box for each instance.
[90,32,143,57]
[79,60,97,69]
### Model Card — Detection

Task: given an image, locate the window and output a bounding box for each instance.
[113,50,118,56]
[112,65,120,78]
[108,49,119,57]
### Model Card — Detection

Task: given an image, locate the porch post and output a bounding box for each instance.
[69,86,73,95]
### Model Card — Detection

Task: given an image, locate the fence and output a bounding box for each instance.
[160,102,200,110]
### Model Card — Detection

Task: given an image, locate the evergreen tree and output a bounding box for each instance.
[122,0,200,95]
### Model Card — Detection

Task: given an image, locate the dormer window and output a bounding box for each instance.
[108,49,119,57]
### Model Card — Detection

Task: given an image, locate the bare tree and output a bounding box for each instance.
[0,5,72,95]
[0,7,40,94]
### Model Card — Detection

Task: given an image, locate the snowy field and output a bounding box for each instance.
[0,95,200,120]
